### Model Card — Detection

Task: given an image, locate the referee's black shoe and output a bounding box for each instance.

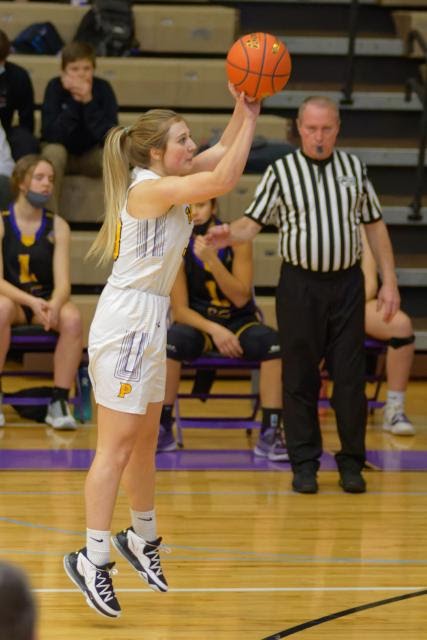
[292,464,318,494]
[339,468,366,493]
[338,460,366,493]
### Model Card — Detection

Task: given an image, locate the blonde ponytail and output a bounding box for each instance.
[87,126,130,265]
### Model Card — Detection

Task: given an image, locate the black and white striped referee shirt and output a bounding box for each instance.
[245,149,382,273]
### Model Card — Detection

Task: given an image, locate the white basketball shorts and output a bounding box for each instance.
[88,283,169,414]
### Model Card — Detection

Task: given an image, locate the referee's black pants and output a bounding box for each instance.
[276,262,367,472]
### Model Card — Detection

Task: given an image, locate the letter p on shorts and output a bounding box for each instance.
[118,383,132,398]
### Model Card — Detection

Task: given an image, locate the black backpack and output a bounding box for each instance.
[11,386,53,423]
[12,22,64,55]
[74,0,137,57]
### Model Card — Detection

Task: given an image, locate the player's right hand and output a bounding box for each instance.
[211,324,243,358]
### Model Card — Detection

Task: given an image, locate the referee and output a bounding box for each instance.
[206,96,400,494]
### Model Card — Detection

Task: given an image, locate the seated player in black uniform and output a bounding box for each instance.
[362,226,415,436]
[0,154,83,429]
[157,198,287,460]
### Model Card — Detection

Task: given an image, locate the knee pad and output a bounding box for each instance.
[388,335,415,349]
[239,323,282,360]
[166,323,205,361]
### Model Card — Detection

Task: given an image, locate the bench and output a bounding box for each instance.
[1,2,238,54]
[392,10,427,56]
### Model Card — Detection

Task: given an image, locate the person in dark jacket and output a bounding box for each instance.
[41,41,118,213]
[0,560,37,640]
[0,30,40,161]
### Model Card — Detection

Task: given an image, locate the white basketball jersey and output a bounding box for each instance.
[108,167,193,296]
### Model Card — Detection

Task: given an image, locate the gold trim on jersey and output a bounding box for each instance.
[20,234,36,247]
[185,205,193,224]
[235,321,259,339]
[113,219,122,261]
[202,332,214,352]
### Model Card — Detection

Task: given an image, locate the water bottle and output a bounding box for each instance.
[75,365,92,422]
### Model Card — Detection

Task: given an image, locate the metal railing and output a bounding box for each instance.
[405,29,427,222]
[341,1,426,221]
[341,0,360,105]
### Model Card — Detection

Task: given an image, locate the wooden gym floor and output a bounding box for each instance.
[0,378,426,639]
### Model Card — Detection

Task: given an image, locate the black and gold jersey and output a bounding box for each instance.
[184,219,256,323]
[1,206,55,298]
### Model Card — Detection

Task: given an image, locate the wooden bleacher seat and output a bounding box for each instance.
[31,111,290,148]
[58,172,264,224]
[26,108,289,223]
[69,294,99,349]
[379,0,427,7]
[12,60,290,221]
[252,234,281,288]
[9,54,233,108]
[70,232,111,286]
[69,231,281,289]
[1,2,238,54]
[392,10,427,56]
[54,129,288,223]
[133,4,238,54]
[33,111,288,223]
[217,174,264,224]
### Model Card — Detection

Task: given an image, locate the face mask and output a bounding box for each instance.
[25,190,50,208]
[193,216,214,236]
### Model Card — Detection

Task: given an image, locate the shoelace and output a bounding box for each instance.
[145,540,171,576]
[386,403,410,425]
[95,564,118,603]
[391,411,410,425]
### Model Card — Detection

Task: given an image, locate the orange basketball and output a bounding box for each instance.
[226,32,292,101]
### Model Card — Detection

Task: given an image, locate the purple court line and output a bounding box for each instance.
[0,449,426,471]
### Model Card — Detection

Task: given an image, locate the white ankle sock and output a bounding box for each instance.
[387,390,405,407]
[86,528,110,566]
[131,509,157,542]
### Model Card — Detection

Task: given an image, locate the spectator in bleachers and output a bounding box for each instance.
[0,560,37,640]
[0,30,40,161]
[157,197,286,459]
[0,121,14,209]
[0,154,83,430]
[361,226,415,436]
[41,41,118,214]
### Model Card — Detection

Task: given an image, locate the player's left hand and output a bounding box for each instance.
[45,300,61,331]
